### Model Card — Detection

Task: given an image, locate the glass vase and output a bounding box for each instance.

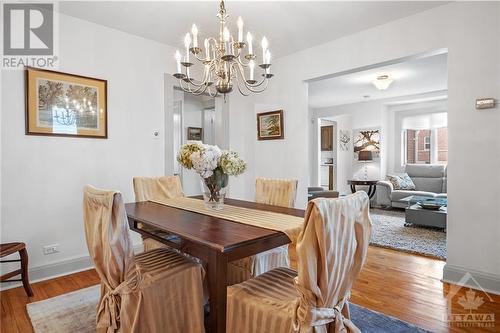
[201,176,228,210]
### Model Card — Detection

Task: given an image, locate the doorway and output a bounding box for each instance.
[172,89,217,195]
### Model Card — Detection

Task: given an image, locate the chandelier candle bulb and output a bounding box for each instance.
[247,32,253,55]
[191,24,198,48]
[204,39,210,60]
[184,33,191,62]
[261,37,268,61]
[249,60,255,81]
[237,16,244,42]
[265,50,271,65]
[175,50,182,73]
[223,27,231,55]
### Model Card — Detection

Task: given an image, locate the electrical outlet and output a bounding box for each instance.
[43,244,60,255]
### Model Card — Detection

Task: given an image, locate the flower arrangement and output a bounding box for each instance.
[177,141,246,209]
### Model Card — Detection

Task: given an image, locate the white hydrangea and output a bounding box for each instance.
[190,145,222,178]
[220,151,246,176]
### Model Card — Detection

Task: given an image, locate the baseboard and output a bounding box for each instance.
[0,243,144,292]
[443,263,500,296]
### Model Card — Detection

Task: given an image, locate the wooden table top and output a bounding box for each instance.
[125,198,305,253]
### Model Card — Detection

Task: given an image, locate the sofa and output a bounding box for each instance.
[377,164,447,208]
[307,187,339,201]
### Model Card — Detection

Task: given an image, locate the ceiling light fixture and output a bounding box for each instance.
[172,0,273,99]
[372,75,394,90]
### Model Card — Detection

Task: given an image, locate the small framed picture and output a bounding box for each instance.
[26,67,107,138]
[187,127,203,141]
[257,110,284,140]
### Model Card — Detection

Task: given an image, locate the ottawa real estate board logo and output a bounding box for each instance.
[445,272,496,328]
[2,2,58,69]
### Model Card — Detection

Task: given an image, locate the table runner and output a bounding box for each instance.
[150,197,303,245]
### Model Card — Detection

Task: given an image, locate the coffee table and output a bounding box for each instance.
[401,196,447,229]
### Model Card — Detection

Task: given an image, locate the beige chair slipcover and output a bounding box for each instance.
[83,185,205,333]
[227,177,298,285]
[255,177,298,208]
[226,192,372,333]
[133,176,184,251]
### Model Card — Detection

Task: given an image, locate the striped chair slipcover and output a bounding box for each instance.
[227,177,298,285]
[83,185,205,333]
[227,192,372,333]
[133,176,184,251]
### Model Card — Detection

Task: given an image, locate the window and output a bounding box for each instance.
[424,136,431,150]
[401,112,447,165]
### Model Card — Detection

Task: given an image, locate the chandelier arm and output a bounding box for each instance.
[241,75,270,93]
[193,52,208,63]
[207,85,218,98]
[236,53,252,67]
[182,79,210,96]
[184,69,209,87]
[187,78,208,88]
[189,82,209,95]
[245,79,269,94]
[179,78,191,92]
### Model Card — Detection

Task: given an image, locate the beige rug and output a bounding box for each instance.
[27,283,430,332]
[27,285,100,333]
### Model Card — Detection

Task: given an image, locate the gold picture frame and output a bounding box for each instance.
[257,110,284,140]
[26,67,108,138]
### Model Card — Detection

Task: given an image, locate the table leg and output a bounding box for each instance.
[350,185,356,193]
[367,185,377,199]
[207,250,228,333]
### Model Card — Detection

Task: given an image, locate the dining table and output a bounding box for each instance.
[125,197,305,333]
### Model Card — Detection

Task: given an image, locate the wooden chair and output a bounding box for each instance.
[0,242,33,297]
[226,192,372,333]
[227,177,298,285]
[83,185,205,332]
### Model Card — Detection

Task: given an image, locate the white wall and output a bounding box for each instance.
[229,2,500,290]
[0,14,175,280]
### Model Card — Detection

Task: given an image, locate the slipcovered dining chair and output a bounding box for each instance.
[133,176,184,251]
[226,192,372,333]
[255,177,298,208]
[227,177,298,285]
[83,185,205,333]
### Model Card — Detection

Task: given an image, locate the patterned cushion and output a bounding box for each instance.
[387,173,416,190]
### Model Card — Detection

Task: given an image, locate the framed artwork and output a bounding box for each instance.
[26,67,107,138]
[187,127,203,140]
[339,130,351,151]
[353,128,380,157]
[257,110,284,140]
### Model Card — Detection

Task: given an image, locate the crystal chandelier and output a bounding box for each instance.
[172,0,273,98]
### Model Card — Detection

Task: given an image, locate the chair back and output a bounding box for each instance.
[255,177,298,208]
[133,175,184,201]
[83,185,135,293]
[294,192,372,330]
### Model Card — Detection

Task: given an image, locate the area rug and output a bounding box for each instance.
[369,208,446,260]
[27,284,430,332]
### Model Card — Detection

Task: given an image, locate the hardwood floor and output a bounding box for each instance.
[1,246,499,332]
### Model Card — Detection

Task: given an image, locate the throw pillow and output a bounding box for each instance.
[387,173,416,190]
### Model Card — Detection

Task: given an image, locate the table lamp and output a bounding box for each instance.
[358,150,373,180]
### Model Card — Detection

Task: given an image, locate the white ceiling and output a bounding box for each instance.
[308,53,448,108]
[58,1,446,59]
